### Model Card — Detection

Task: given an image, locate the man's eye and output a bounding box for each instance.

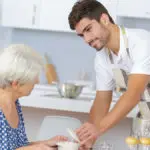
[86,27,91,32]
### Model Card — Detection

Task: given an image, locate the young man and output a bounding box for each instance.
[68,0,150,148]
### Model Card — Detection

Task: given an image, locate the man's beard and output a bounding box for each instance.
[96,45,105,51]
[95,35,110,52]
[95,39,107,52]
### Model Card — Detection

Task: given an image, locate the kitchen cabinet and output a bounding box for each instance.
[0,0,118,32]
[117,0,150,19]
[1,0,76,32]
[99,0,118,22]
[39,0,118,32]
[38,0,76,32]
[1,0,41,29]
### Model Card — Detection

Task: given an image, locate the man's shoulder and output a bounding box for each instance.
[126,27,150,63]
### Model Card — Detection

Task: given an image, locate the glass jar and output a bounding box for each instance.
[126,136,139,150]
[92,141,113,150]
[132,112,150,138]
[139,137,150,150]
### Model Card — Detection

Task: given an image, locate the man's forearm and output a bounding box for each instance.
[89,98,111,128]
[98,91,140,135]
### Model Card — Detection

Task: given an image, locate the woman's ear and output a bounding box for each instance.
[11,81,19,90]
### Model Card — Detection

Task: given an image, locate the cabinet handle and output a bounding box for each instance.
[32,4,37,25]
[32,16,36,25]
[145,12,150,15]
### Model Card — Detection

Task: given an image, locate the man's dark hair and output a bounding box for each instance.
[68,0,115,30]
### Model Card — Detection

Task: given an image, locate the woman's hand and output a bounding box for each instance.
[17,143,57,150]
[44,135,68,147]
[33,144,57,150]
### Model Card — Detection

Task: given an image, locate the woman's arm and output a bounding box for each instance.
[16,143,57,150]
[16,136,68,150]
[30,135,68,147]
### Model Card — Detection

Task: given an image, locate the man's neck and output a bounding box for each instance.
[106,24,120,55]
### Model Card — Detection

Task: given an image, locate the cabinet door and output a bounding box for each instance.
[1,0,41,28]
[117,0,150,19]
[39,0,76,32]
[99,0,118,22]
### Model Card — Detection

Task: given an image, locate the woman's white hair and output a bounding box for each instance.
[0,44,44,88]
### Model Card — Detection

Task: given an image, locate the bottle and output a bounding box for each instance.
[44,53,57,84]
[126,136,139,150]
[139,137,150,150]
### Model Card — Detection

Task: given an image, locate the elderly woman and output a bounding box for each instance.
[0,44,67,150]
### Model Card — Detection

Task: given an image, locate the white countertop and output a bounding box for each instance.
[19,84,139,118]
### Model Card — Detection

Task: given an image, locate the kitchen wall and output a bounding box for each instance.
[10,28,96,84]
[1,17,150,84]
[0,27,12,49]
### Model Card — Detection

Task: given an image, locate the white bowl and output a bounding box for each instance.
[57,141,79,150]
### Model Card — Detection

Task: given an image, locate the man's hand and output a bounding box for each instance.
[76,122,100,149]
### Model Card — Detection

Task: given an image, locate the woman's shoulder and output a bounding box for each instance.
[0,108,6,125]
[0,108,4,116]
[0,101,7,119]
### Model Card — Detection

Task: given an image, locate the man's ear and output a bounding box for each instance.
[100,13,110,26]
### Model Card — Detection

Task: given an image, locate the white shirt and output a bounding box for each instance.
[95,27,150,91]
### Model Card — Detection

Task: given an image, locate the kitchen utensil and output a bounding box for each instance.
[53,82,84,99]
[67,128,80,143]
[44,52,57,84]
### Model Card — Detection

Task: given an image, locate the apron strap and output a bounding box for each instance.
[121,26,130,58]
[108,26,129,90]
[120,69,128,87]
[108,49,114,64]
[108,26,130,64]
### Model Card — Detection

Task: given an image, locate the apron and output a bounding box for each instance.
[108,26,131,91]
[108,26,150,119]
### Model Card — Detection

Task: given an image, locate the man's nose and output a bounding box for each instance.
[84,34,92,44]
